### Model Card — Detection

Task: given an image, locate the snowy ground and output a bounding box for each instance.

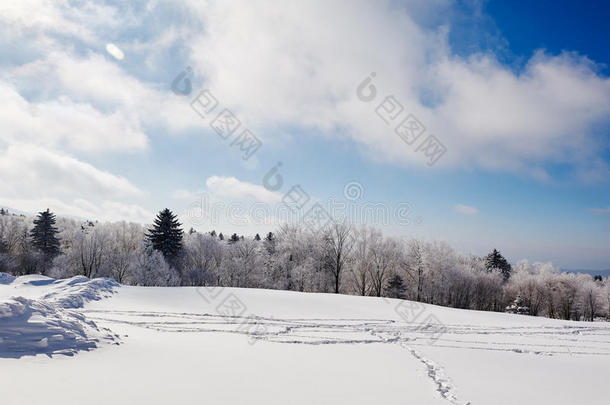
[1,275,610,405]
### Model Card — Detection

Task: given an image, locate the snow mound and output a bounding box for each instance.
[0,273,120,358]
[0,297,118,358]
[42,276,120,309]
[0,273,16,285]
[10,274,55,287]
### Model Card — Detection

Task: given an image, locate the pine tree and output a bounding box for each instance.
[218,232,224,241]
[263,231,276,255]
[254,233,261,241]
[30,209,61,259]
[485,249,512,281]
[145,209,184,260]
[384,274,407,299]
[229,233,240,243]
[210,230,217,237]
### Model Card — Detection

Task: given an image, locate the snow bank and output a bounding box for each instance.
[0,273,120,358]
[42,276,119,308]
[0,273,16,285]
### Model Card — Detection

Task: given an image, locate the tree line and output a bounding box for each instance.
[1,207,609,321]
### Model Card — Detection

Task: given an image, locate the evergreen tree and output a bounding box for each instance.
[485,249,512,281]
[254,233,261,241]
[210,230,217,237]
[30,209,61,259]
[384,274,407,299]
[218,232,224,241]
[145,209,184,260]
[229,233,240,243]
[263,231,276,255]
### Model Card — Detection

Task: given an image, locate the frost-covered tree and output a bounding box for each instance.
[485,249,512,281]
[369,235,399,297]
[145,209,184,261]
[350,227,374,296]
[402,239,426,302]
[183,232,221,286]
[324,221,354,294]
[580,278,602,321]
[106,222,143,283]
[128,244,180,286]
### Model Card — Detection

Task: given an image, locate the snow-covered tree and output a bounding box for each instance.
[146,209,184,261]
[384,274,407,299]
[30,209,61,268]
[128,243,180,286]
[323,221,354,294]
[485,249,512,281]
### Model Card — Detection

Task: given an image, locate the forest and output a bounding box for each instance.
[1,207,608,322]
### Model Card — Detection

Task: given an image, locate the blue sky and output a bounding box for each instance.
[0,0,609,269]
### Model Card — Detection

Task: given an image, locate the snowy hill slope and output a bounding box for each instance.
[1,276,610,405]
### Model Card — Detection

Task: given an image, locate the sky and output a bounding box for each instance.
[0,0,609,269]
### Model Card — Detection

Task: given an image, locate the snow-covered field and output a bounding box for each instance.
[1,275,610,405]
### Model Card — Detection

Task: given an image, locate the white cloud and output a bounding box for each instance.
[0,197,153,223]
[454,204,478,215]
[0,143,151,222]
[0,143,142,199]
[5,0,608,178]
[6,51,202,136]
[0,82,148,152]
[183,0,610,176]
[205,176,281,203]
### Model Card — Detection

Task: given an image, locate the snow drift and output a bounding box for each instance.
[0,273,119,358]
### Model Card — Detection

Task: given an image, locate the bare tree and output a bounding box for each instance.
[369,235,399,297]
[107,222,142,283]
[350,227,374,296]
[402,239,425,302]
[324,221,354,294]
[77,223,108,278]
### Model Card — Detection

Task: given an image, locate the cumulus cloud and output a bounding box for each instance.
[205,176,281,203]
[5,0,609,178]
[0,144,143,199]
[0,143,151,222]
[0,83,148,152]
[5,50,202,136]
[184,0,610,176]
[0,196,153,223]
[454,204,478,215]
